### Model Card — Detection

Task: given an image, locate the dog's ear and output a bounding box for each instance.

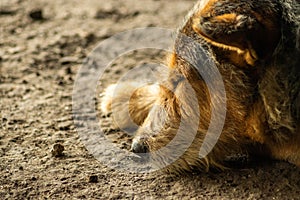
[192,1,281,66]
[193,13,259,66]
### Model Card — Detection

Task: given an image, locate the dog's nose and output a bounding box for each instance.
[130,136,149,153]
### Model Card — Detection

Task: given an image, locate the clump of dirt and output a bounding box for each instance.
[1,0,299,199]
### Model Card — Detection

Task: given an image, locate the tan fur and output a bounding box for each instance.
[101,0,300,172]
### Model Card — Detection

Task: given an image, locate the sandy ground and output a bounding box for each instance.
[1,0,300,199]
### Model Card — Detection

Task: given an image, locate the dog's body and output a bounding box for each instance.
[101,0,300,172]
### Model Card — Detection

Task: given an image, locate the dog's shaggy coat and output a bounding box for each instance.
[101,0,300,172]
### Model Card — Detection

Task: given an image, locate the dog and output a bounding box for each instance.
[100,0,300,172]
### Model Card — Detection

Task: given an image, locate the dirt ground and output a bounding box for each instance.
[1,0,300,199]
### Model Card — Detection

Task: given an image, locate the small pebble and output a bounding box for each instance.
[51,143,64,157]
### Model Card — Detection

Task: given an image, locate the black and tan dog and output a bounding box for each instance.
[101,0,300,172]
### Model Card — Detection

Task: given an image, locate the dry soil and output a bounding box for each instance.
[1,0,300,199]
